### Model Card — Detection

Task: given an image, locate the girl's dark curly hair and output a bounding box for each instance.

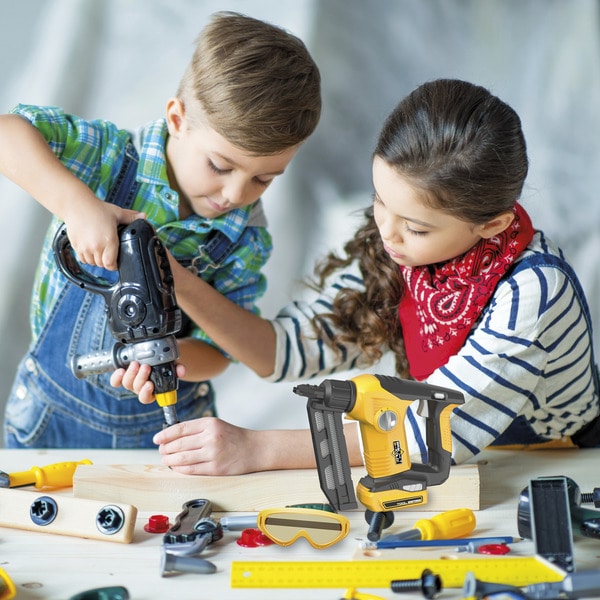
[311,79,528,378]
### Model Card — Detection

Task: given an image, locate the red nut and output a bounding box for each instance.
[144,514,170,533]
[236,528,273,547]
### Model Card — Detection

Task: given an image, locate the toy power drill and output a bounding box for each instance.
[53,218,181,426]
[294,374,464,537]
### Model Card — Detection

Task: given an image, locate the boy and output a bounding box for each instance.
[0,11,321,448]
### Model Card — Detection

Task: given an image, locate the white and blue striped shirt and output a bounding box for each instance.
[266,232,600,463]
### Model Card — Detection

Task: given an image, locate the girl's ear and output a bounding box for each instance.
[165,97,186,136]
[478,211,515,239]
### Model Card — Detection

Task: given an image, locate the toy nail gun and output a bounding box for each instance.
[53,219,182,426]
[293,374,464,528]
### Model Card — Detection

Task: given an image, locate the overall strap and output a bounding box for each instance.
[105,142,140,209]
[201,229,236,265]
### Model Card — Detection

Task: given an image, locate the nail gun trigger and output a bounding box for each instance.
[416,398,429,418]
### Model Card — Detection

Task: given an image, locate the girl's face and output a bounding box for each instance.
[372,156,488,268]
[166,98,298,220]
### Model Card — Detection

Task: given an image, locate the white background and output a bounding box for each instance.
[1,0,599,442]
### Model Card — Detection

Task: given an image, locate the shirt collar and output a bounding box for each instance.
[133,118,258,242]
[133,118,170,186]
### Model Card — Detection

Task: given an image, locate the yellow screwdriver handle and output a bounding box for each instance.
[414,508,476,540]
[9,459,93,489]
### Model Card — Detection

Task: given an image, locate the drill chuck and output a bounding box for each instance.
[72,336,179,378]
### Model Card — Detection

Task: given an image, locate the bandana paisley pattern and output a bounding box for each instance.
[399,203,534,381]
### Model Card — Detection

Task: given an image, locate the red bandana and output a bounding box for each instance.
[398,203,534,380]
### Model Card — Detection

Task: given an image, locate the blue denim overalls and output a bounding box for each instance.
[5,143,225,448]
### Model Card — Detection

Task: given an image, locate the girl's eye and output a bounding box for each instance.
[208,160,230,175]
[405,223,429,236]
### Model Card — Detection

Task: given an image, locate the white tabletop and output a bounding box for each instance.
[0,447,598,600]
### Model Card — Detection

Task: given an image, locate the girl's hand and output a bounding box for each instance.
[64,203,145,270]
[110,361,187,405]
[153,418,266,476]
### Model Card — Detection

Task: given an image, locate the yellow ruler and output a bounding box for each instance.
[231,557,566,589]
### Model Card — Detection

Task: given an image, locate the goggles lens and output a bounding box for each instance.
[257,507,349,549]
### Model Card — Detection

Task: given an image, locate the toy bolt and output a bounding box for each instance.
[390,569,442,599]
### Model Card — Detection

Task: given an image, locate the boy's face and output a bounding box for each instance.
[165,98,298,220]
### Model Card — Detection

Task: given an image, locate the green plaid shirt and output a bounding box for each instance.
[13,104,272,352]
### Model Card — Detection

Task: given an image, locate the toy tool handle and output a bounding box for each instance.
[52,223,117,298]
[413,508,476,540]
[9,459,92,489]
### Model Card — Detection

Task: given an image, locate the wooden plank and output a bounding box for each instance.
[0,487,137,543]
[73,463,479,512]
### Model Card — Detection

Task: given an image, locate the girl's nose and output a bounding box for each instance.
[378,216,402,243]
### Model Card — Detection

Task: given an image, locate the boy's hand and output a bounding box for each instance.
[65,203,145,270]
[110,361,187,405]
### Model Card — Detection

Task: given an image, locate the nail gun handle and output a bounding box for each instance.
[419,399,460,484]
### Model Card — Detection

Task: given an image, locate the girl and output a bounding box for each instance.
[115,79,600,474]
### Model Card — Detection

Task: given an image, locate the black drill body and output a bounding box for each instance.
[53,219,181,425]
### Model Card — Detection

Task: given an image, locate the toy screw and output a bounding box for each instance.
[391,569,442,599]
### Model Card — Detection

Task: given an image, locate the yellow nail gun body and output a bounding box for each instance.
[294,374,464,513]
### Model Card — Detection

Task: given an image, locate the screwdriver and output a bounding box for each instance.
[0,459,92,489]
[376,508,476,545]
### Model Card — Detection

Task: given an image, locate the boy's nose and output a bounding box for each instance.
[222,181,246,208]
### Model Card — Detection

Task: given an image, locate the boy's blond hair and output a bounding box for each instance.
[177,11,321,155]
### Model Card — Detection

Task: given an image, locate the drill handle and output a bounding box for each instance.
[52,223,116,300]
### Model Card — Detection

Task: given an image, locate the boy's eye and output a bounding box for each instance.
[254,176,272,187]
[208,160,230,175]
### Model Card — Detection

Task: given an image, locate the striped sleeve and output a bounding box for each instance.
[413,248,599,463]
[266,267,368,382]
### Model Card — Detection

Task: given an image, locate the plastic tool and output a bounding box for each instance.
[54,219,182,426]
[0,459,92,489]
[378,508,476,543]
[222,506,350,549]
[230,557,566,589]
[294,374,464,540]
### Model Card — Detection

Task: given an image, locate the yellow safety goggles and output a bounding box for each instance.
[257,507,350,549]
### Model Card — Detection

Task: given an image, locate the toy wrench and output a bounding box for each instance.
[163,499,223,557]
